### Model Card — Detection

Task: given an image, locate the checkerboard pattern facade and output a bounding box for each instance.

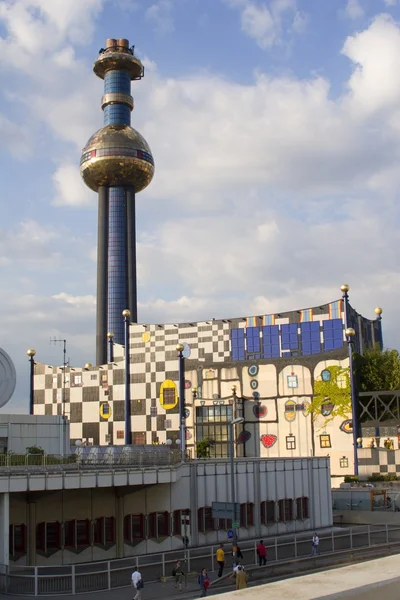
[32,300,380,450]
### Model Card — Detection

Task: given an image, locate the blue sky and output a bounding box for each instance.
[1,0,400,412]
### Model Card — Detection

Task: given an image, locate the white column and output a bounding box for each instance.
[0,493,10,572]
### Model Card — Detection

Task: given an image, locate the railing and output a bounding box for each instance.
[2,525,400,595]
[0,451,183,472]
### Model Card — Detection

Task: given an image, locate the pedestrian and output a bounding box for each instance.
[235,566,248,590]
[256,539,267,566]
[230,561,245,579]
[198,568,210,597]
[131,566,143,600]
[216,543,225,578]
[236,545,244,560]
[173,560,184,592]
[311,533,320,556]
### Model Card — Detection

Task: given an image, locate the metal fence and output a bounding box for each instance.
[0,451,183,472]
[3,525,400,596]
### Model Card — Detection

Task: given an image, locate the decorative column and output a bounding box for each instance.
[107,332,114,363]
[375,306,383,350]
[177,344,186,460]
[27,349,36,415]
[346,327,359,476]
[122,309,131,445]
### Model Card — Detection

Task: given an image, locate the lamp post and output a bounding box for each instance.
[346,327,359,476]
[107,332,114,363]
[177,343,186,461]
[375,307,383,350]
[122,309,131,445]
[27,349,36,415]
[229,416,244,565]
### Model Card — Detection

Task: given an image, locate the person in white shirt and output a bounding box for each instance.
[311,533,320,556]
[131,567,142,600]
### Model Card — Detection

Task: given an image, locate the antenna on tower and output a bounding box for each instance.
[50,337,68,416]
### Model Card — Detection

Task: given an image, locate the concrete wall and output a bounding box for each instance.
[8,456,332,566]
[0,415,70,455]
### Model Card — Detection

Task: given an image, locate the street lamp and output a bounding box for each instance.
[346,327,358,476]
[177,343,186,461]
[122,309,131,445]
[229,416,244,564]
[27,349,36,415]
[107,332,114,362]
[374,307,383,350]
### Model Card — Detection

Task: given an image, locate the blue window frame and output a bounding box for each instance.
[281,324,298,351]
[246,327,260,354]
[231,328,245,360]
[301,322,320,355]
[262,325,280,358]
[323,319,343,351]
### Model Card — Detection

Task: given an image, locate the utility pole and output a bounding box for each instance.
[50,337,68,416]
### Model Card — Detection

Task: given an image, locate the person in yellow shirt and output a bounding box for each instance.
[216,544,225,578]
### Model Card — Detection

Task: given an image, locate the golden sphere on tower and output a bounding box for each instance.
[107,332,114,338]
[85,363,92,369]
[340,284,350,293]
[80,125,154,193]
[27,349,36,357]
[122,309,131,318]
[375,306,383,316]
[345,327,356,337]
[176,343,185,352]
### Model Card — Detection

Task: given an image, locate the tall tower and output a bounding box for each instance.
[81,39,154,365]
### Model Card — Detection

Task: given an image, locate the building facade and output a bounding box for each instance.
[6,456,331,566]
[32,297,382,477]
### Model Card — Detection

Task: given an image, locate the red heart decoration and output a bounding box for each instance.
[253,404,267,418]
[260,434,277,448]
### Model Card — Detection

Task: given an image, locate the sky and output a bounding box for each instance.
[1,0,400,413]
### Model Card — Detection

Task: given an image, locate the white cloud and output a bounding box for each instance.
[344,0,364,20]
[384,0,397,6]
[146,0,174,34]
[52,164,94,207]
[224,0,306,49]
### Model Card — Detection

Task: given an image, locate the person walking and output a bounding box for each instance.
[256,539,267,566]
[131,566,143,600]
[198,568,210,597]
[216,544,225,578]
[311,533,320,556]
[235,566,248,590]
[173,560,185,592]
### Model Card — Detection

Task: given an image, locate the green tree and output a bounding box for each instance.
[308,365,351,426]
[354,346,400,392]
[196,438,214,459]
[26,445,44,455]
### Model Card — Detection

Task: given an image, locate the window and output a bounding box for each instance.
[133,432,146,445]
[90,374,97,380]
[173,510,189,536]
[281,324,298,351]
[231,328,245,360]
[74,375,82,386]
[260,501,276,525]
[150,406,157,417]
[93,517,115,546]
[36,522,61,553]
[300,322,320,355]
[64,520,90,549]
[287,374,298,388]
[165,419,172,429]
[195,406,233,458]
[246,327,261,357]
[9,524,26,557]
[262,325,280,358]
[148,512,170,538]
[296,497,309,519]
[240,503,254,527]
[197,507,215,533]
[323,318,343,351]
[163,388,175,405]
[116,430,124,440]
[340,456,349,468]
[286,435,296,450]
[124,514,145,544]
[278,499,293,522]
[320,434,331,448]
